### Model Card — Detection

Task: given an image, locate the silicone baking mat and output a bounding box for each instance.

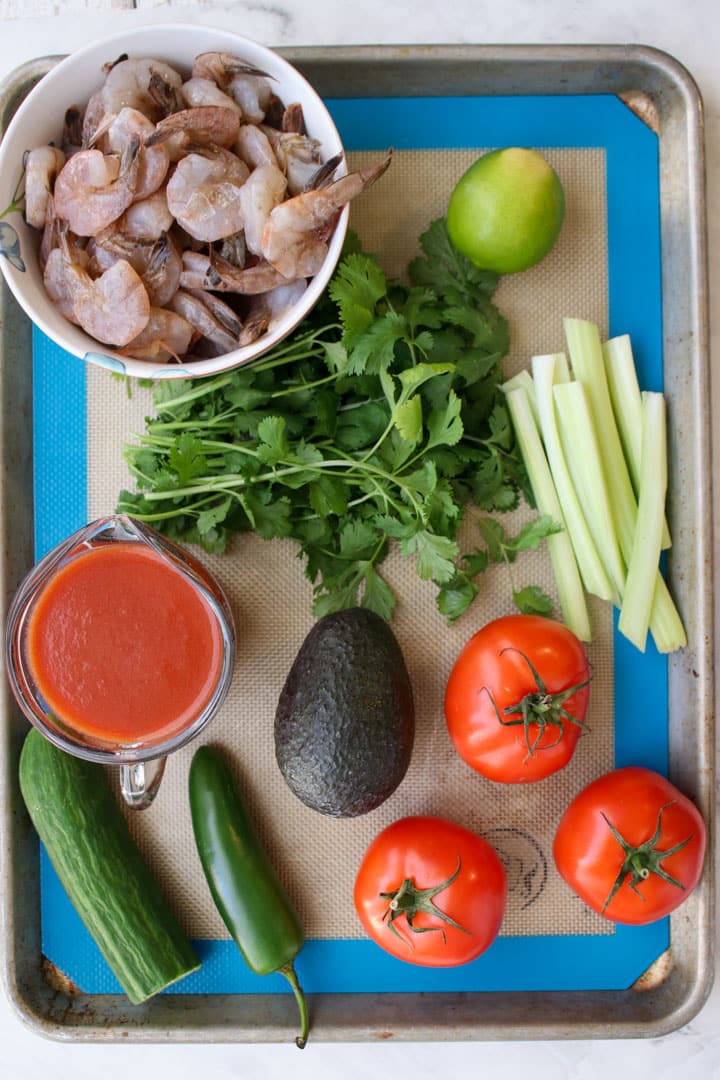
[32,92,669,997]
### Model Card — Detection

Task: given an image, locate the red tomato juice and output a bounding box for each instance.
[25,542,224,745]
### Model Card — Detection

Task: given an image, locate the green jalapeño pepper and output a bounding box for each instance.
[188,745,309,1047]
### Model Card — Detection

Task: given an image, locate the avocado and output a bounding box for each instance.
[274,608,415,817]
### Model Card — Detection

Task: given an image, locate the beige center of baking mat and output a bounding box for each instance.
[87,147,613,942]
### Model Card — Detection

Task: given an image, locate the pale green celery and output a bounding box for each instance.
[563,317,685,653]
[617,392,668,651]
[602,334,671,549]
[564,317,639,564]
[532,354,617,603]
[553,380,626,599]
[506,387,591,641]
[501,369,540,427]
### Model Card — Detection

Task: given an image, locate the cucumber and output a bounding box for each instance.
[19,728,200,1005]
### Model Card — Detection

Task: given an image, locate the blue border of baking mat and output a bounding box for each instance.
[33,93,668,996]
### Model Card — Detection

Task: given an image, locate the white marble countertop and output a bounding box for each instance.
[0,2,718,1077]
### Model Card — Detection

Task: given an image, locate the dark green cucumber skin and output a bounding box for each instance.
[18,728,200,1005]
[189,745,304,976]
[274,608,415,817]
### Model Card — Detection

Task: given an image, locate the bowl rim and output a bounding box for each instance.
[0,22,349,380]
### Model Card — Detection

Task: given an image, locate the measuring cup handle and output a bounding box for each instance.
[120,757,167,810]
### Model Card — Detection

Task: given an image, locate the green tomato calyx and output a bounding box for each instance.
[379,857,472,949]
[485,647,591,760]
[601,802,693,914]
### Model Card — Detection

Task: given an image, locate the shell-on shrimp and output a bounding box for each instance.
[56,228,150,346]
[146,106,240,155]
[187,288,243,339]
[227,73,274,125]
[83,57,184,142]
[192,52,269,86]
[169,289,239,356]
[90,229,182,308]
[121,187,174,239]
[118,306,193,362]
[239,279,308,346]
[165,147,249,242]
[239,162,287,256]
[260,127,324,196]
[181,77,242,116]
[53,136,141,237]
[62,106,83,156]
[235,124,278,171]
[179,250,292,294]
[261,151,393,278]
[24,146,66,229]
[99,108,170,200]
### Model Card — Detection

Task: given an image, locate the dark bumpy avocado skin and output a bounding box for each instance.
[274,608,415,817]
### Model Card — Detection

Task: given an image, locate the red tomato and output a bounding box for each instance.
[444,614,590,783]
[353,815,507,966]
[553,766,706,925]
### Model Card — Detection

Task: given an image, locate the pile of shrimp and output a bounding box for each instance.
[25,51,391,362]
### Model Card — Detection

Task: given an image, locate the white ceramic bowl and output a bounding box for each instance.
[0,24,348,379]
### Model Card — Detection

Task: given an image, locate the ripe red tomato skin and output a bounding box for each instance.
[553,766,706,925]
[353,815,507,967]
[444,614,590,784]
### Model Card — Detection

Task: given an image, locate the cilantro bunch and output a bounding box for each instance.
[118,220,537,622]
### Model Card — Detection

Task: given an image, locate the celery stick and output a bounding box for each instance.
[564,318,639,565]
[617,393,668,651]
[553,380,626,599]
[506,387,591,641]
[564,318,685,653]
[501,370,540,426]
[532,354,617,603]
[602,334,671,549]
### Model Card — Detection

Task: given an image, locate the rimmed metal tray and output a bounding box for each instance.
[0,44,713,1043]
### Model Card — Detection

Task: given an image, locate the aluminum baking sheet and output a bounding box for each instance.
[0,44,714,1042]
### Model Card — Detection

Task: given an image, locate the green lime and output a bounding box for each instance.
[447,147,565,274]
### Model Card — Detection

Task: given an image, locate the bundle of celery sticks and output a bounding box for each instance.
[503,317,685,654]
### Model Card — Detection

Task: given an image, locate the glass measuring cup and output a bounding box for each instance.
[5,515,236,809]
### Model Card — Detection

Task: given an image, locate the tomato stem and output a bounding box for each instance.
[379,857,472,949]
[484,647,591,760]
[601,802,692,914]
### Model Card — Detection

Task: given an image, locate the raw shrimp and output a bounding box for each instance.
[100,108,169,200]
[119,306,193,362]
[192,52,269,87]
[147,106,240,154]
[281,102,306,134]
[226,73,274,125]
[43,245,86,322]
[264,279,308,322]
[24,146,66,229]
[239,279,308,345]
[217,230,247,268]
[165,148,249,242]
[57,230,150,346]
[261,152,392,278]
[169,289,239,355]
[181,77,242,115]
[53,136,141,237]
[62,106,83,156]
[235,124,278,170]
[179,250,292,294]
[121,187,174,239]
[261,128,324,195]
[90,229,182,308]
[239,162,287,256]
[186,288,243,339]
[83,56,184,142]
